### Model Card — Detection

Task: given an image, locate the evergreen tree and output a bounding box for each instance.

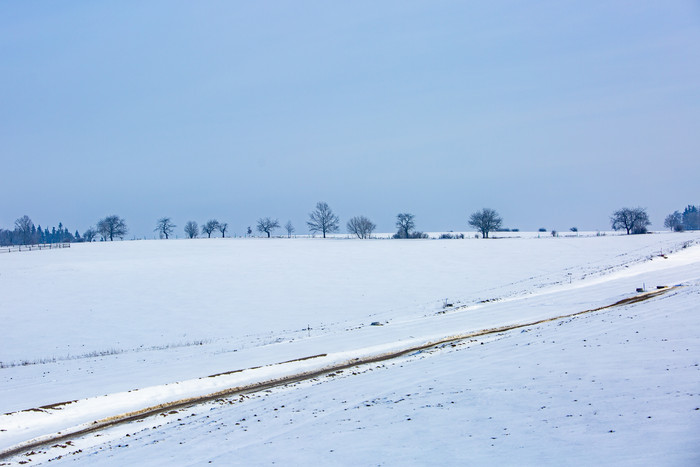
[682,205,699,230]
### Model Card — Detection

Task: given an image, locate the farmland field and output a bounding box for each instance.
[1,232,699,465]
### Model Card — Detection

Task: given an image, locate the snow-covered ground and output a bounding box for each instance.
[1,232,699,465]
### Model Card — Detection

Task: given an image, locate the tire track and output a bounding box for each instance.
[0,286,677,461]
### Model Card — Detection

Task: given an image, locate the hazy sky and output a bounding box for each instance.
[2,1,699,237]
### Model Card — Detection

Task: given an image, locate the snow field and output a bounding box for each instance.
[1,232,699,465]
[6,282,699,466]
[2,233,695,365]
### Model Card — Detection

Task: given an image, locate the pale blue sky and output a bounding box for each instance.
[2,1,699,237]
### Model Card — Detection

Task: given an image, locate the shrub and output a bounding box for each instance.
[393,230,428,239]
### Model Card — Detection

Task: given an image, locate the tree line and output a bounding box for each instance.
[0,215,81,246]
[0,214,124,246]
[663,205,699,232]
[607,204,700,235]
[0,203,496,245]
[2,203,696,246]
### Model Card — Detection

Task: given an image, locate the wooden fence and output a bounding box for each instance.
[0,243,71,254]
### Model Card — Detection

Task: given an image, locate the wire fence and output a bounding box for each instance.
[0,242,71,254]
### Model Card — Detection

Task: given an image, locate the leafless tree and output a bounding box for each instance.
[395,213,415,239]
[202,219,220,238]
[184,221,199,238]
[611,207,650,235]
[97,215,128,241]
[664,211,683,232]
[83,227,98,242]
[14,215,34,245]
[154,217,176,239]
[218,222,229,238]
[257,217,280,238]
[307,202,339,238]
[468,208,502,239]
[347,215,376,239]
[285,220,295,238]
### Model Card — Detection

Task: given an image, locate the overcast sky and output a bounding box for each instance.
[1,1,699,237]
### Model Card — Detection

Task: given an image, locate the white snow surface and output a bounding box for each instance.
[1,233,699,465]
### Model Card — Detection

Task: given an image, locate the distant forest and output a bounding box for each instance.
[664,205,700,232]
[0,215,82,246]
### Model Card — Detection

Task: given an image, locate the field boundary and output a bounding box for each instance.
[0,243,70,254]
[0,286,678,460]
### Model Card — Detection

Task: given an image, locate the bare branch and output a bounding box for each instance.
[307,202,339,238]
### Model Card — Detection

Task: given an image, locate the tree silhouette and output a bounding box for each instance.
[257,218,280,238]
[307,202,339,238]
[154,217,176,239]
[97,215,128,241]
[468,208,502,239]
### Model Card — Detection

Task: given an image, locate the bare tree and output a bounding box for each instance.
[154,217,176,239]
[611,207,650,235]
[395,213,415,239]
[664,211,683,232]
[257,217,280,238]
[218,222,229,238]
[202,219,220,238]
[184,221,199,238]
[97,215,128,241]
[468,208,502,239]
[14,215,34,245]
[347,215,376,239]
[307,202,339,238]
[83,227,98,242]
[285,220,295,238]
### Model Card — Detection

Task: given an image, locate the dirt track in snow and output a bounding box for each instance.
[0,286,677,461]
